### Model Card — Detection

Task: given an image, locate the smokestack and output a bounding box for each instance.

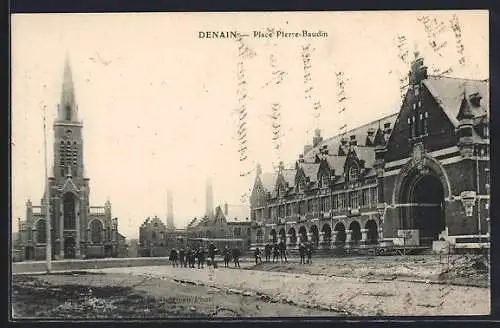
[166,189,174,229]
[224,202,228,216]
[205,177,214,217]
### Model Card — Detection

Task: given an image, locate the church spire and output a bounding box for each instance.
[58,55,78,121]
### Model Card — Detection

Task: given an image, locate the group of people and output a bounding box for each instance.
[168,243,242,269]
[253,241,314,265]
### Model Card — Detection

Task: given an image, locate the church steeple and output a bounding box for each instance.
[58,55,78,122]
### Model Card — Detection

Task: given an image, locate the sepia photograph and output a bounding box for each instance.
[10,10,490,319]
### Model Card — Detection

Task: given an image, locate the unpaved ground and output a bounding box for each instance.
[91,258,490,316]
[12,272,335,319]
[246,254,490,288]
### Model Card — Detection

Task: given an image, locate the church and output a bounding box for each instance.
[16,58,126,260]
[249,53,490,251]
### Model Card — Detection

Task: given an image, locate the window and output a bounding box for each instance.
[279,204,285,217]
[285,203,291,216]
[65,105,72,121]
[424,112,429,135]
[339,194,346,209]
[299,200,306,215]
[484,125,489,138]
[370,187,378,205]
[63,193,76,229]
[320,197,326,212]
[36,219,46,243]
[234,227,241,237]
[333,194,339,209]
[90,219,103,243]
[361,189,370,207]
[348,166,360,181]
[349,191,359,209]
[307,199,313,213]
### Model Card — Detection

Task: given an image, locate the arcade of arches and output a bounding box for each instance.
[260,219,380,248]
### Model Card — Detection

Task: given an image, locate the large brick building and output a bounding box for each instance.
[249,53,490,250]
[17,58,126,260]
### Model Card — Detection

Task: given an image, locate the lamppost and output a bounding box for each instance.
[376,202,387,244]
[43,103,52,273]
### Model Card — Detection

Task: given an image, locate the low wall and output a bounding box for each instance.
[12,256,255,274]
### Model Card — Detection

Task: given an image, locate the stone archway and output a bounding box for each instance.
[365,220,378,245]
[256,228,263,244]
[349,221,362,245]
[321,223,332,246]
[334,222,346,245]
[64,236,76,259]
[401,172,446,245]
[63,193,77,230]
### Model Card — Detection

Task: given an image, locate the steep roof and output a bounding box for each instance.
[299,163,320,182]
[423,76,489,127]
[304,112,398,162]
[261,172,278,192]
[351,146,376,168]
[280,169,296,188]
[325,155,347,173]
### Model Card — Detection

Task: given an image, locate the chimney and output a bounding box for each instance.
[349,135,357,146]
[298,154,305,163]
[469,92,482,107]
[409,52,428,85]
[313,129,323,148]
[224,202,228,216]
[304,144,313,155]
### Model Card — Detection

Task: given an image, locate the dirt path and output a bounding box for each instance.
[92,264,490,316]
[12,272,336,318]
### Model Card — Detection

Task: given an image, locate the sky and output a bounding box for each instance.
[11,11,488,239]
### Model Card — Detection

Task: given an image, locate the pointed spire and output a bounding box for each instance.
[59,54,78,121]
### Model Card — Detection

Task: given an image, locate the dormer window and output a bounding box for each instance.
[348,165,360,182]
[484,124,489,138]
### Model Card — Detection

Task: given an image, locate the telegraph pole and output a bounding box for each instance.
[43,104,52,273]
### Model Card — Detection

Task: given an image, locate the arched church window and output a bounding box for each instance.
[65,105,72,121]
[90,219,103,243]
[63,193,76,229]
[36,219,46,243]
[348,165,360,182]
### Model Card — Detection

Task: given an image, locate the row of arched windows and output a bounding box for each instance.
[33,218,105,244]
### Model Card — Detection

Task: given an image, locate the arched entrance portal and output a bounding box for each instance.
[298,226,307,243]
[334,223,346,245]
[64,236,76,259]
[288,228,297,246]
[400,171,446,246]
[310,225,319,246]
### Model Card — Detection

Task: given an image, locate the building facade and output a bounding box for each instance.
[17,59,126,261]
[249,54,490,250]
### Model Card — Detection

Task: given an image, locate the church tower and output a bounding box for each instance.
[19,56,122,261]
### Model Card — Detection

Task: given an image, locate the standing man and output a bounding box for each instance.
[299,243,306,264]
[232,247,241,268]
[223,244,231,268]
[272,243,280,263]
[208,242,217,268]
[279,240,288,263]
[306,242,313,264]
[254,247,262,265]
[179,246,186,268]
[264,243,271,262]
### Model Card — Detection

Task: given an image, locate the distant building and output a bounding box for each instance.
[186,203,252,250]
[138,216,192,256]
[250,54,490,250]
[17,58,126,261]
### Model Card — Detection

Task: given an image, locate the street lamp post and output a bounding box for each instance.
[43,104,52,273]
